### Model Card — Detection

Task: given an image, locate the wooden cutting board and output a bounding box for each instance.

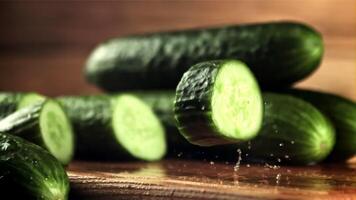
[68,159,356,200]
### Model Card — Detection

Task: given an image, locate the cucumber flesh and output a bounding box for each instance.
[112,95,166,161]
[175,60,263,146]
[0,99,74,165]
[211,61,262,140]
[18,93,46,109]
[39,100,74,165]
[0,133,69,200]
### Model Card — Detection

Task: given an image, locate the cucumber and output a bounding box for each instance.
[0,93,74,165]
[57,94,166,161]
[0,133,69,200]
[287,89,356,160]
[86,21,323,91]
[241,93,335,165]
[174,60,263,146]
[0,92,45,119]
[133,91,193,153]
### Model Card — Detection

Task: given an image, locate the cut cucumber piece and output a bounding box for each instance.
[0,133,69,200]
[58,94,166,161]
[240,93,335,165]
[132,91,193,154]
[0,100,74,165]
[174,60,263,146]
[0,92,45,119]
[85,21,323,91]
[112,95,166,161]
[288,89,356,161]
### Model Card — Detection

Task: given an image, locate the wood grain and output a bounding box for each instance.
[0,0,355,99]
[68,160,356,200]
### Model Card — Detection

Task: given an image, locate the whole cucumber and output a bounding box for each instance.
[0,133,69,200]
[86,21,323,90]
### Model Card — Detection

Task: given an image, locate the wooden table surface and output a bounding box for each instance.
[68,160,356,200]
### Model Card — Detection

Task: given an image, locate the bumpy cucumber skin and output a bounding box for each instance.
[57,96,130,160]
[86,21,323,91]
[134,92,193,153]
[0,133,69,200]
[0,93,22,119]
[241,93,335,165]
[288,89,356,161]
[175,60,252,146]
[0,93,73,165]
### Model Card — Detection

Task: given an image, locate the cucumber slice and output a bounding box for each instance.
[288,89,356,160]
[174,60,263,146]
[39,100,74,165]
[133,91,193,154]
[0,100,74,165]
[0,133,69,200]
[0,92,45,119]
[58,94,166,161]
[112,95,166,161]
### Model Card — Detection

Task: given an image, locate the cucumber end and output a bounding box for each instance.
[211,60,263,141]
[112,95,166,161]
[39,100,74,165]
[310,118,335,163]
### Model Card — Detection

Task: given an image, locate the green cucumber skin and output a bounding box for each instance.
[175,60,243,146]
[57,96,130,160]
[0,133,69,200]
[241,93,335,165]
[0,93,22,119]
[86,21,323,91]
[0,93,73,165]
[0,102,44,142]
[288,89,356,160]
[133,91,194,153]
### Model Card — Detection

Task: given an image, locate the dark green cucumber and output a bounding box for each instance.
[0,94,74,165]
[240,93,335,165]
[174,60,263,146]
[133,91,193,153]
[287,89,356,160]
[0,133,69,200]
[86,21,323,91]
[0,92,45,119]
[57,95,166,161]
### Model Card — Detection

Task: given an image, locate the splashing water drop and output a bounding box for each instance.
[234,149,242,171]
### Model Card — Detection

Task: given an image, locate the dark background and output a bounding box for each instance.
[0,0,355,99]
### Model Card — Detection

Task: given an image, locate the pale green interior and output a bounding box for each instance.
[211,60,263,141]
[39,100,74,165]
[18,93,46,109]
[112,95,166,161]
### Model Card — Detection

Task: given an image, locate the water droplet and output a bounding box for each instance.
[234,149,242,171]
[247,141,251,150]
[177,152,183,157]
[246,164,250,168]
[277,158,281,163]
[209,161,215,165]
[284,155,289,159]
[276,174,281,184]
[270,153,274,157]
[290,141,295,144]
[279,143,284,147]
